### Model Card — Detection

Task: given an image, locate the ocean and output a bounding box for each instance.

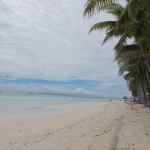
[0,93,109,117]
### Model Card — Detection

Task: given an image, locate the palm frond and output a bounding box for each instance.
[123,73,132,81]
[89,21,116,33]
[117,49,148,60]
[119,64,137,76]
[115,44,141,59]
[127,0,142,17]
[107,3,124,18]
[114,33,128,50]
[102,28,123,45]
[84,0,117,17]
[102,29,116,45]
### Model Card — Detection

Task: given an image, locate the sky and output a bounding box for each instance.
[0,0,130,98]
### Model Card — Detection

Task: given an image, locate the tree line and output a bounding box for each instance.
[83,0,150,108]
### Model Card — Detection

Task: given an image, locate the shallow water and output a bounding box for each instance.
[0,93,109,117]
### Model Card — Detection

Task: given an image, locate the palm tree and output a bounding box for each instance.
[84,0,150,52]
[84,0,150,21]
[116,44,150,107]
[89,3,127,47]
[83,0,150,106]
[116,0,150,72]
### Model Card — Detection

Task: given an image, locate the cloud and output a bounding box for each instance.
[0,0,129,96]
[96,82,125,89]
[0,83,125,98]
[0,0,116,80]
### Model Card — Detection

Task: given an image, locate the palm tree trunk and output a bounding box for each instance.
[139,44,150,74]
[137,83,142,103]
[138,81,146,104]
[145,58,150,74]
[143,69,150,108]
[145,68,150,86]
[140,79,148,107]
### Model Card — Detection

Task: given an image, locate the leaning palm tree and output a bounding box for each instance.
[116,0,150,73]
[84,0,150,105]
[118,55,150,107]
[84,0,150,22]
[84,0,150,53]
[89,3,127,47]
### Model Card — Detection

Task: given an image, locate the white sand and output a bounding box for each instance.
[117,102,150,150]
[0,101,149,150]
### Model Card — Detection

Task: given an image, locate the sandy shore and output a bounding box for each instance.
[117,102,150,150]
[0,101,150,150]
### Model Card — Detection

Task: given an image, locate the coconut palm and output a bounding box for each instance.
[121,61,150,107]
[116,44,150,107]
[116,0,150,72]
[84,0,150,51]
[84,0,150,21]
[84,0,150,105]
[89,3,127,46]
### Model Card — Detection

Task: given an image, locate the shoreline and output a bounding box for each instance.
[0,101,107,118]
[0,101,149,150]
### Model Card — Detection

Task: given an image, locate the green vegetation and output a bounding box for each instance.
[84,0,150,107]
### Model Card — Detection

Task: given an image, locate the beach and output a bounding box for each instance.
[0,101,150,150]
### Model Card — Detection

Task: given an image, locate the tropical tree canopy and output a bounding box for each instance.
[84,0,150,107]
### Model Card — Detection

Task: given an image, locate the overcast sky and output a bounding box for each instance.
[0,0,130,97]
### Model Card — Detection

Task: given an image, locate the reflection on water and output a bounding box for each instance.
[0,93,111,117]
[23,106,60,112]
[0,106,61,117]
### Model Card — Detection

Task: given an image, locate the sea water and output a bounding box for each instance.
[0,93,108,117]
